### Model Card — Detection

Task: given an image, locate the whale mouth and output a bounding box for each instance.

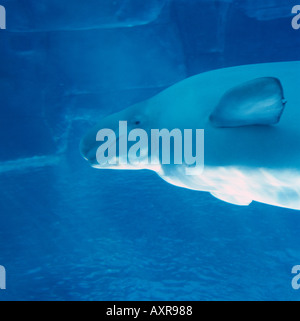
[79,138,92,161]
[80,136,99,164]
[86,147,98,164]
[81,135,122,166]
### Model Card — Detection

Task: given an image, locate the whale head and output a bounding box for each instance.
[80,100,158,170]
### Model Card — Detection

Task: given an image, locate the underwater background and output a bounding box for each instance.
[0,0,300,301]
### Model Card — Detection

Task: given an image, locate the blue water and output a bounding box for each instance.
[1,0,300,301]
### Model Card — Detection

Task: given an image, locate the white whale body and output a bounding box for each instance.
[81,61,300,210]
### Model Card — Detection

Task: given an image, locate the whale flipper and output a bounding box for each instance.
[210,77,286,128]
[210,192,252,206]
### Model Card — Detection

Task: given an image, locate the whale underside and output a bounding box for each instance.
[81,61,300,210]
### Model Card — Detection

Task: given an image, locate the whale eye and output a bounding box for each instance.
[134,120,141,125]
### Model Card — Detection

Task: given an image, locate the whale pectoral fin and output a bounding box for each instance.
[210,77,286,128]
[210,192,252,206]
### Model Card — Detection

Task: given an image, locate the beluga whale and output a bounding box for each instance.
[80,61,300,210]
